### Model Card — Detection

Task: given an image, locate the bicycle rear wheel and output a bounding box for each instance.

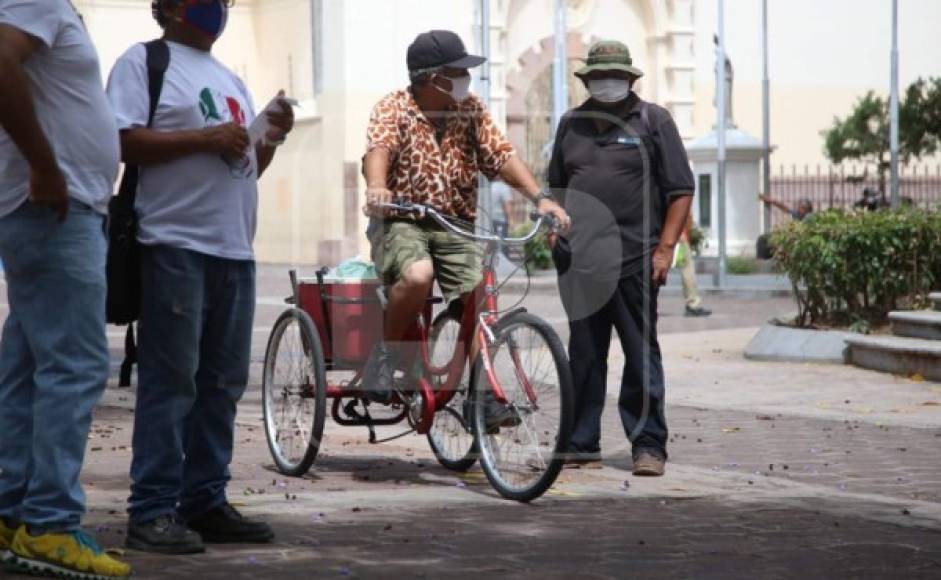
[472,311,573,502]
[262,308,327,477]
[426,310,477,471]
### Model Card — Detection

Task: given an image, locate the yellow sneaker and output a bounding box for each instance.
[10,526,132,579]
[0,518,16,568]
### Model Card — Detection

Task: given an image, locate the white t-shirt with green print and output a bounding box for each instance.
[107,40,258,261]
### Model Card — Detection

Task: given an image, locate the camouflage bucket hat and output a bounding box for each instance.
[574,40,644,79]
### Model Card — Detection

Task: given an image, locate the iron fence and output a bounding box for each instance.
[769,164,941,228]
[501,163,941,231]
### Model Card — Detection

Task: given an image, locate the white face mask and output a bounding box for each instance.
[588,78,632,104]
[434,74,472,103]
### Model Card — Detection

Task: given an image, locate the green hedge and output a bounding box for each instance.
[770,209,941,328]
[727,256,759,275]
[510,223,554,270]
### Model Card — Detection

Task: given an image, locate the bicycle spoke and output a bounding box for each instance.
[265,315,320,468]
[476,316,568,498]
[427,314,476,470]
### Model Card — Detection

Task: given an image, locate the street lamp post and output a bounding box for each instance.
[890,0,900,207]
[552,0,568,132]
[478,0,493,232]
[480,0,491,109]
[716,0,728,288]
[761,0,771,233]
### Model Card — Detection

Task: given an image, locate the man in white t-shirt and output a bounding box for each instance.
[0,1,131,577]
[106,0,294,555]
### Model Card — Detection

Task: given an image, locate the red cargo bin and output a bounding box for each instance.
[296,270,430,370]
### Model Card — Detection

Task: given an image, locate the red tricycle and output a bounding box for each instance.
[261,203,573,502]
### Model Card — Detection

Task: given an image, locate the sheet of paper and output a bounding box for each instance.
[249,95,299,145]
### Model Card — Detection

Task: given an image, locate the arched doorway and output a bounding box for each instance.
[522,60,590,185]
[505,34,594,188]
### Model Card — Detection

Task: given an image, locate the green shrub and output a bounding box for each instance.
[510,223,554,270]
[770,208,941,328]
[727,256,758,275]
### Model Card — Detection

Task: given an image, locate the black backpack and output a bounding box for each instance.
[106,39,169,386]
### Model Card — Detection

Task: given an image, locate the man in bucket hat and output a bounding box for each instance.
[548,40,695,476]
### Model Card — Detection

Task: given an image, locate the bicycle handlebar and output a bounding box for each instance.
[376,202,559,245]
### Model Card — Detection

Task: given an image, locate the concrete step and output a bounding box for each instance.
[845,335,941,382]
[889,310,941,340]
[930,292,941,312]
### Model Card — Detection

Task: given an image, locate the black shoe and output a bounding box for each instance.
[685,305,712,317]
[126,514,205,555]
[483,396,521,434]
[362,343,395,404]
[562,446,603,468]
[187,503,274,544]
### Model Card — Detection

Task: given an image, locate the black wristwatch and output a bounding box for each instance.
[534,189,554,204]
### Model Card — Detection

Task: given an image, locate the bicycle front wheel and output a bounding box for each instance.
[472,311,573,502]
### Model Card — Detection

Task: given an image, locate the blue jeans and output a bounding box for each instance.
[0,200,109,533]
[128,245,255,524]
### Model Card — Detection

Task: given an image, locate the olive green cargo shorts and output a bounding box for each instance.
[373,219,482,300]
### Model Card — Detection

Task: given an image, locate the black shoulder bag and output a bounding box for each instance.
[106,39,170,386]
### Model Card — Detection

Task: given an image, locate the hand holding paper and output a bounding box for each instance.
[249,90,298,147]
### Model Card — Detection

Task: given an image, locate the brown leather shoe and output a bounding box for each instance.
[632,450,666,476]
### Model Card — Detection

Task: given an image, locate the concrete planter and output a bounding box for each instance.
[744,323,853,365]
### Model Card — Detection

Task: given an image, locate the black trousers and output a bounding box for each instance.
[560,271,668,457]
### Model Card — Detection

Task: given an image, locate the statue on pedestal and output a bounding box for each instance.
[712,34,735,129]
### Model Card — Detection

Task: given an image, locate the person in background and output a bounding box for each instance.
[759,193,813,221]
[678,214,711,317]
[107,0,294,555]
[548,40,694,476]
[489,177,515,239]
[0,0,131,577]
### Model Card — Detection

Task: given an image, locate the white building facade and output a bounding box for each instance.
[75,0,941,264]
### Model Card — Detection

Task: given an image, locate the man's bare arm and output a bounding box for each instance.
[0,24,68,220]
[498,155,570,231]
[759,194,792,214]
[497,155,540,198]
[363,147,393,214]
[0,25,54,171]
[660,194,693,249]
[652,194,693,286]
[121,122,248,166]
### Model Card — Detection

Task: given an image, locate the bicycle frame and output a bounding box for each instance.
[315,202,551,435]
[415,236,540,430]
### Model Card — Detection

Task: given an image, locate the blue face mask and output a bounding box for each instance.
[182,0,228,39]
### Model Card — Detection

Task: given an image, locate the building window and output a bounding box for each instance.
[698,173,712,228]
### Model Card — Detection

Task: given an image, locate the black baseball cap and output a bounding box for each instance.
[407,30,486,73]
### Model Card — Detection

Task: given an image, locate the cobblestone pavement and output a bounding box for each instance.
[82,498,941,579]
[663,406,941,505]
[3,268,941,579]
